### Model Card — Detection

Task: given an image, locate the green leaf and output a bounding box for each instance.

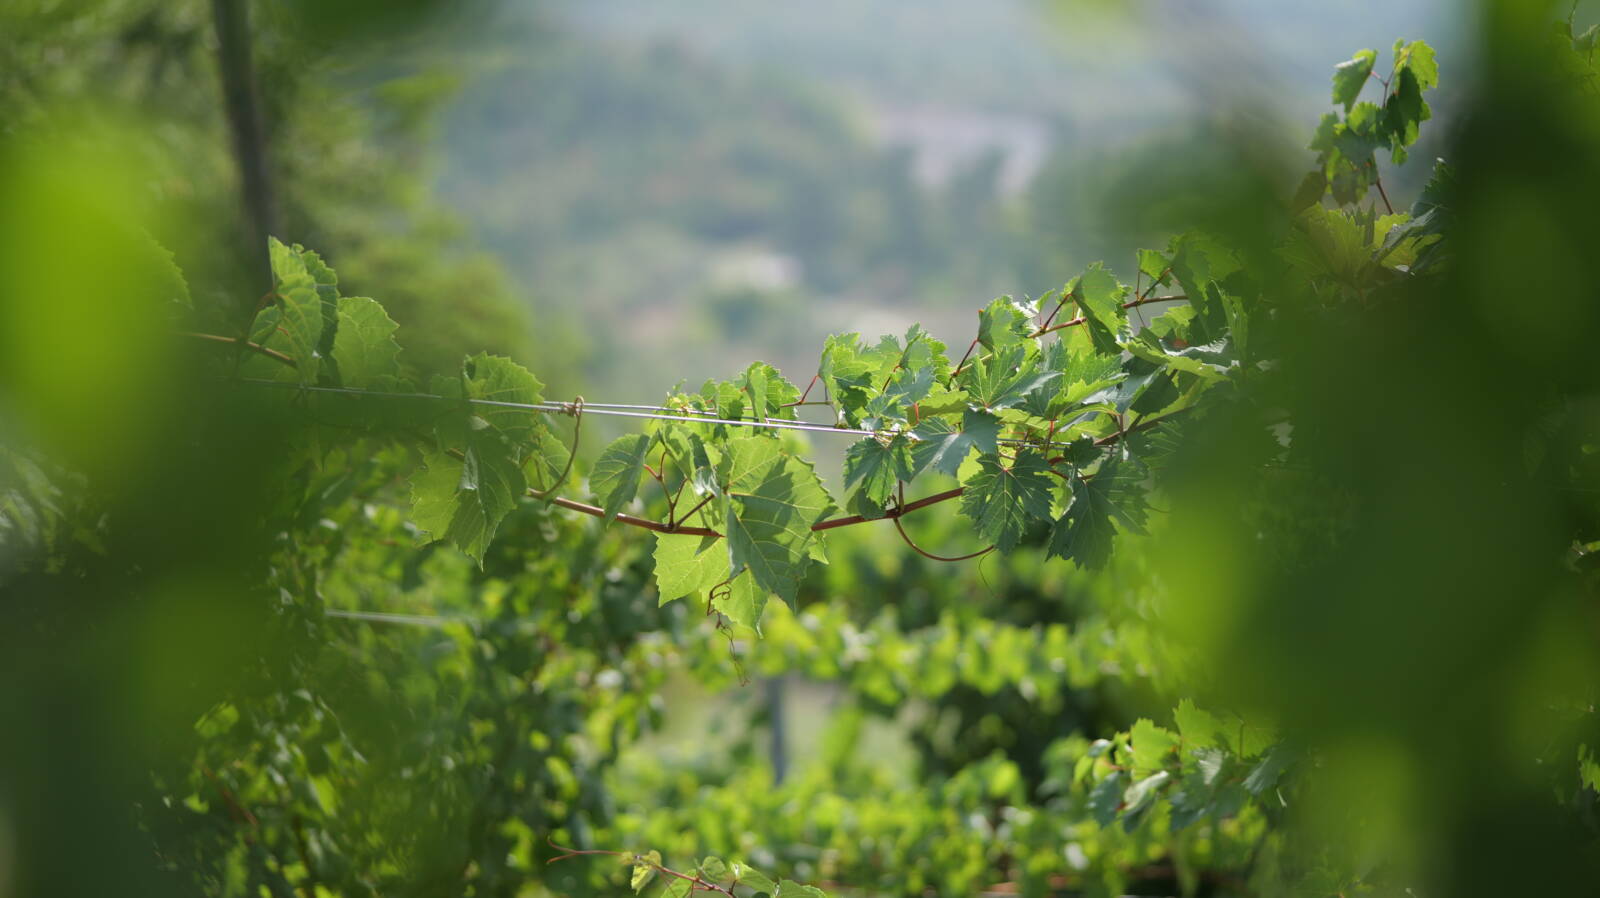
[655,426,719,502]
[1075,263,1129,355]
[631,851,661,893]
[659,878,692,898]
[721,437,833,611]
[525,422,575,493]
[1129,719,1180,776]
[1394,38,1438,90]
[736,865,778,894]
[963,346,1061,411]
[844,435,916,506]
[1242,743,1292,795]
[1383,66,1431,148]
[898,323,950,379]
[777,881,827,898]
[1226,718,1279,759]
[1088,771,1126,827]
[297,244,340,363]
[1332,48,1377,110]
[331,297,401,388]
[1123,770,1171,816]
[267,237,326,384]
[718,572,766,631]
[1174,699,1223,750]
[592,433,653,520]
[915,386,969,417]
[881,363,935,410]
[409,445,525,564]
[1053,330,1123,401]
[1137,249,1171,285]
[817,333,899,425]
[464,353,545,446]
[959,451,1054,553]
[737,361,800,421]
[697,858,730,883]
[1281,205,1372,284]
[654,534,728,605]
[976,296,1032,351]
[1048,458,1149,570]
[912,415,985,477]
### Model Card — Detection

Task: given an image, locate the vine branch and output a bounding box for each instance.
[181,331,297,367]
[1030,295,1186,338]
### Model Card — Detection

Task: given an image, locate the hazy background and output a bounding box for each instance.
[430,0,1462,406]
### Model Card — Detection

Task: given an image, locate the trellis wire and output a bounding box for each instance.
[325,608,467,628]
[232,378,1079,449]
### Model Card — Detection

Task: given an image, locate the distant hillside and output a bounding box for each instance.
[556,0,1460,125]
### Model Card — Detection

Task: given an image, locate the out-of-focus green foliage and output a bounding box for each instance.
[7,5,1600,898]
[0,0,560,381]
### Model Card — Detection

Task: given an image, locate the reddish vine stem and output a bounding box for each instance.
[678,493,716,527]
[1373,173,1396,215]
[1037,292,1072,332]
[528,491,723,538]
[181,330,297,367]
[541,398,582,494]
[948,337,981,384]
[549,409,1189,543]
[793,373,819,406]
[545,840,740,898]
[1029,295,1186,338]
[201,766,259,828]
[812,486,966,532]
[1093,406,1190,446]
[892,516,994,562]
[1137,267,1172,301]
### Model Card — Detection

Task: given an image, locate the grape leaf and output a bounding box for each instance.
[297,244,340,363]
[1175,698,1223,750]
[697,858,730,883]
[898,323,949,380]
[1384,65,1430,149]
[1088,771,1126,827]
[1394,38,1438,90]
[719,571,766,631]
[1243,744,1292,795]
[817,333,898,425]
[464,353,545,446]
[332,297,401,388]
[1075,262,1129,355]
[1332,48,1377,110]
[976,295,1032,351]
[777,881,827,898]
[962,345,1061,411]
[1129,719,1179,776]
[1123,770,1171,816]
[267,237,325,384]
[721,437,833,611]
[736,864,778,894]
[959,452,1054,553]
[592,433,653,520]
[912,410,1000,477]
[737,361,800,421]
[410,444,525,564]
[524,422,574,493]
[844,435,916,506]
[1137,249,1171,285]
[631,851,661,893]
[1048,458,1149,570]
[654,533,728,606]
